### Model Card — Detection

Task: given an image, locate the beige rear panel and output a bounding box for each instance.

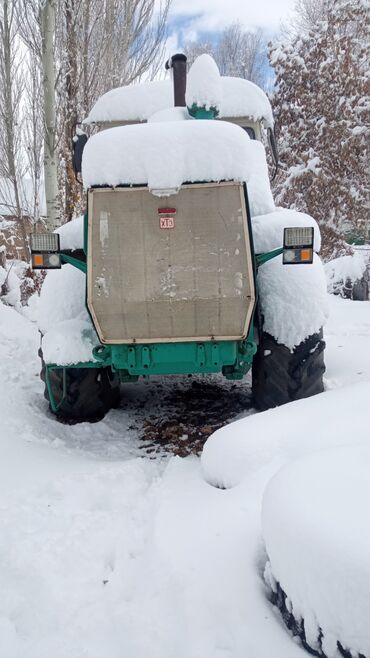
[87,183,255,344]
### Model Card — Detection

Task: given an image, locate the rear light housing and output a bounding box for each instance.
[283,227,314,265]
[30,233,61,269]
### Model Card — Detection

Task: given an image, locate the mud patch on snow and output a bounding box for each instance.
[120,375,254,457]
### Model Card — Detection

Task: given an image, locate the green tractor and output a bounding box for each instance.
[32,54,327,423]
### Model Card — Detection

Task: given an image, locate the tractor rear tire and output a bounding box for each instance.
[39,349,121,423]
[252,329,325,411]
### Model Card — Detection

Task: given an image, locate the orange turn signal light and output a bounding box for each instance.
[33,254,44,267]
[300,249,313,262]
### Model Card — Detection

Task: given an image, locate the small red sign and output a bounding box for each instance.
[160,216,175,229]
[158,208,176,215]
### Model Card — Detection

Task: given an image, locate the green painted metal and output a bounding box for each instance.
[96,340,237,375]
[346,234,370,246]
[60,253,87,273]
[61,241,282,276]
[187,103,219,120]
[83,212,88,254]
[45,361,102,412]
[45,365,67,413]
[44,331,257,391]
[91,336,257,379]
[256,247,283,267]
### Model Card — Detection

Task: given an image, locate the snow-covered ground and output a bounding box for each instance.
[1,294,370,658]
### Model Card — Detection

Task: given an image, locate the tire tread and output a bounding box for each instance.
[252,330,325,410]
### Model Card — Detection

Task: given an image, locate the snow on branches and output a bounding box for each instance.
[269,0,370,261]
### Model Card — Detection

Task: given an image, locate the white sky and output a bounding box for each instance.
[168,0,297,38]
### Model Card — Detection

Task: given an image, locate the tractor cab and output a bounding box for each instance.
[72,54,278,176]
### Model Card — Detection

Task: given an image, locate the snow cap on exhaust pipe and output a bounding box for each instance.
[186,54,222,119]
[165,53,187,107]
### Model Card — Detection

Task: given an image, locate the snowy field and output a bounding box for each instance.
[1,295,370,658]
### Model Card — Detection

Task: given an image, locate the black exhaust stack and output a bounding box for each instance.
[165,53,187,107]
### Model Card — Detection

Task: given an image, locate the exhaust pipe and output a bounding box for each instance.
[165,53,187,107]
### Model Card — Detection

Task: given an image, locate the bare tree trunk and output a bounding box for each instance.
[82,0,90,113]
[24,55,43,225]
[0,0,28,254]
[64,0,79,222]
[19,0,171,226]
[41,0,60,231]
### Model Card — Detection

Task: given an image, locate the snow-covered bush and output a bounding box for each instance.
[0,260,22,307]
[269,0,370,261]
[325,252,369,300]
[0,257,45,315]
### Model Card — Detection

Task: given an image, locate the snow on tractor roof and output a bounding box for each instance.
[84,76,274,128]
[81,118,275,217]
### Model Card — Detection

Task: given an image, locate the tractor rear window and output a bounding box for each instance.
[243,127,256,140]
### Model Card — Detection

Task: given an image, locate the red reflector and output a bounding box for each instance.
[158,208,176,215]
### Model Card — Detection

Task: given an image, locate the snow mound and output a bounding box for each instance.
[84,77,274,127]
[221,76,273,126]
[148,107,192,123]
[0,262,22,308]
[252,208,321,253]
[56,214,84,250]
[262,445,370,658]
[85,79,172,124]
[2,291,370,658]
[41,317,99,365]
[38,265,99,365]
[252,208,327,348]
[257,253,328,349]
[325,252,367,295]
[82,120,275,217]
[186,54,222,112]
[201,382,370,489]
[0,296,35,341]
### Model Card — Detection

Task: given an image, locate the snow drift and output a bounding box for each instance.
[325,252,368,296]
[81,120,275,218]
[263,445,370,657]
[257,253,328,349]
[2,295,370,658]
[252,208,321,254]
[84,76,274,127]
[56,214,84,251]
[38,264,99,364]
[201,382,370,489]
